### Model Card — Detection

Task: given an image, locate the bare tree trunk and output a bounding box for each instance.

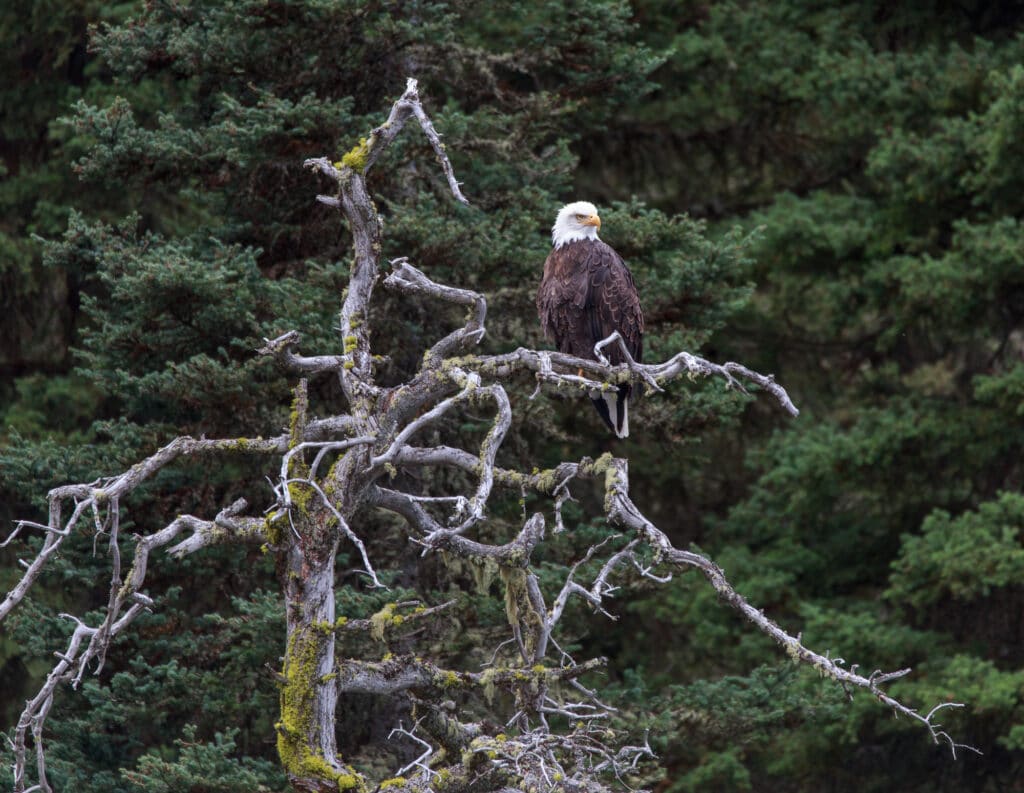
[272,380,360,791]
[277,529,348,791]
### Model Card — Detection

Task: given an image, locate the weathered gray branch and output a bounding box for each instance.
[9,599,152,793]
[360,77,468,203]
[383,257,487,364]
[374,257,800,417]
[259,330,347,373]
[6,495,263,792]
[303,77,469,416]
[465,345,800,417]
[423,513,546,567]
[382,438,978,756]
[586,455,976,758]
[1,435,282,623]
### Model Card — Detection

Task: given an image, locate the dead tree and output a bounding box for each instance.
[1,79,976,793]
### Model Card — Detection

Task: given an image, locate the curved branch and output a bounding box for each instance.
[383,257,487,364]
[423,513,545,566]
[369,486,445,535]
[259,330,347,374]
[278,437,376,507]
[371,377,485,470]
[1,435,284,623]
[370,376,510,534]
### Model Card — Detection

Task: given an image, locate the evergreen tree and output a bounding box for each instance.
[592,3,1024,790]
[5,1,1023,791]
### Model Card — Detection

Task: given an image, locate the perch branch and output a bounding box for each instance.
[459,346,800,417]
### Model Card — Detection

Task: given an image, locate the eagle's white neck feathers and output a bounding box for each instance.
[552,201,601,248]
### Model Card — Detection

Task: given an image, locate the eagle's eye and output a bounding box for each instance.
[575,214,587,221]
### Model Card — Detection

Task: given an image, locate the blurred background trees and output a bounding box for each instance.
[2,1,1022,790]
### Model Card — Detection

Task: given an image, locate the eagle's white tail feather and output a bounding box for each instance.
[601,392,629,438]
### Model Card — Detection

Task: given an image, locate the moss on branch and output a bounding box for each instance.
[277,628,365,791]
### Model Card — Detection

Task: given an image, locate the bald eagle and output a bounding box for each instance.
[537,201,644,438]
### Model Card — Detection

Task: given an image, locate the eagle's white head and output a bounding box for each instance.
[552,201,601,248]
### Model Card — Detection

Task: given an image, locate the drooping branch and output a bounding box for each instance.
[5,494,267,792]
[601,457,978,757]
[0,435,284,623]
[501,453,980,758]
[9,600,153,793]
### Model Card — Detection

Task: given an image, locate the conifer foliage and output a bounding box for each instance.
[4,2,1024,792]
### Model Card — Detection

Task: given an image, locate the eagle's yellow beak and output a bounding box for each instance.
[583,214,601,229]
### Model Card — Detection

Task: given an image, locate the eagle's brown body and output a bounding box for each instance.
[536,238,644,437]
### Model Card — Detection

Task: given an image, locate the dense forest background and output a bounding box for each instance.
[2,1,1023,791]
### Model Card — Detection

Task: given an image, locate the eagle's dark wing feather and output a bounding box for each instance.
[587,242,643,365]
[537,239,644,437]
[537,240,643,363]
